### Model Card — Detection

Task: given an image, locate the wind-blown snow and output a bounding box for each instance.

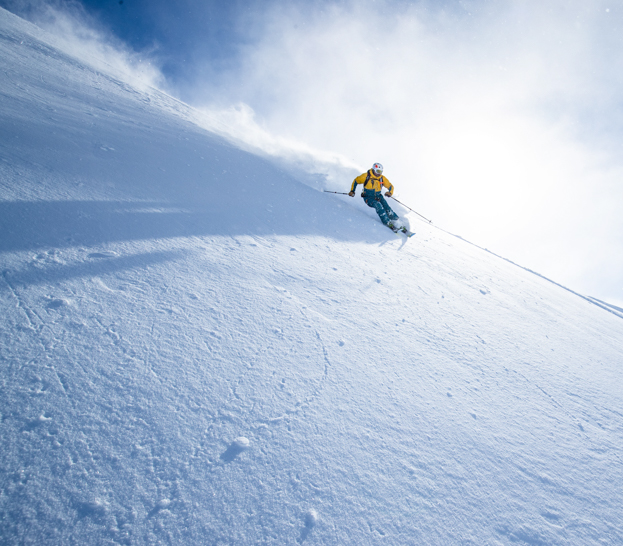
[1,8,622,545]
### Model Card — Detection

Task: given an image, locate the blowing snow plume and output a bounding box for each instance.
[1,7,623,545]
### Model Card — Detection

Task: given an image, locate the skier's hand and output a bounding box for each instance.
[348,191,355,197]
[385,192,393,198]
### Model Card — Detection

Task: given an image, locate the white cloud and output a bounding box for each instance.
[191,0,623,304]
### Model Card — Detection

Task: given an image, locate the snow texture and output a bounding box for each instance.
[1,7,623,545]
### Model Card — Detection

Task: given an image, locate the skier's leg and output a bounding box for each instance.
[378,195,399,221]
[363,191,390,225]
[362,192,375,210]
[372,198,391,225]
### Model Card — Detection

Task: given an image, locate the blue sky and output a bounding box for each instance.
[1,0,256,85]
[76,0,254,84]
[2,0,623,305]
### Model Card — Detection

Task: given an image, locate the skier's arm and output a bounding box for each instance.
[382,177,394,197]
[349,173,367,196]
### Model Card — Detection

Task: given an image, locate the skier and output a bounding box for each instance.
[348,162,400,230]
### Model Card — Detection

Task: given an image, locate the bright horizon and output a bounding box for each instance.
[2,0,623,306]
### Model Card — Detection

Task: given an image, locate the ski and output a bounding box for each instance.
[387,223,415,237]
[397,227,415,238]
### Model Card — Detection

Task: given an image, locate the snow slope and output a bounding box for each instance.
[1,8,623,545]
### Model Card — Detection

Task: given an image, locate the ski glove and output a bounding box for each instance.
[348,191,355,197]
[385,192,393,198]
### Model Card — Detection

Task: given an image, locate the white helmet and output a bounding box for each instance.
[372,162,383,175]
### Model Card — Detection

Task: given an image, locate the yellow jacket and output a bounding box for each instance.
[351,170,394,196]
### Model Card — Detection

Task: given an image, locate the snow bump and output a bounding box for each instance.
[220,437,250,462]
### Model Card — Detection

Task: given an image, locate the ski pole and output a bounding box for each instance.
[389,196,432,224]
[323,190,350,195]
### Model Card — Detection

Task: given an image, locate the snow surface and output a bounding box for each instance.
[1,8,623,545]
